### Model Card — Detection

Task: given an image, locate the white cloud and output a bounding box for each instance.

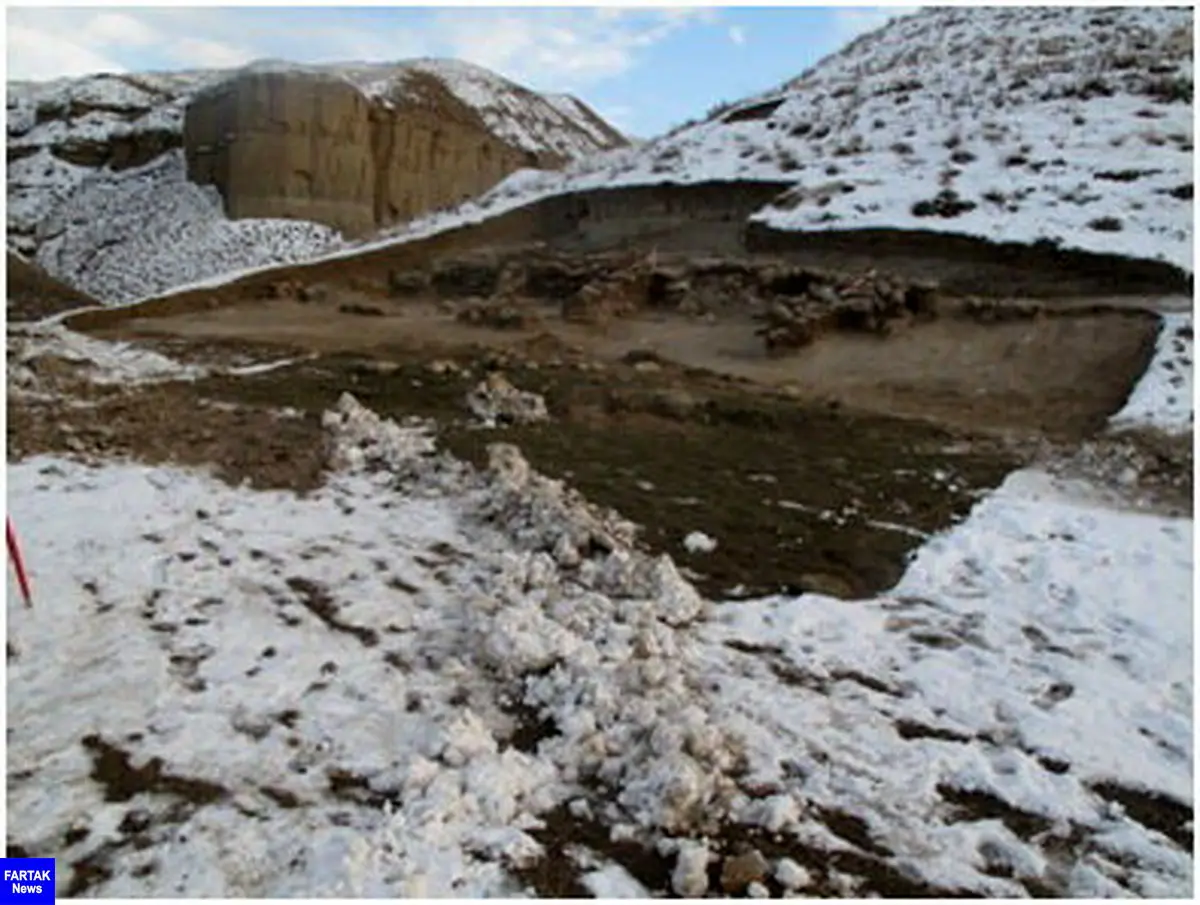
[84,12,159,48]
[6,23,126,81]
[7,7,256,77]
[728,25,747,47]
[5,7,711,91]
[430,8,710,90]
[171,37,255,70]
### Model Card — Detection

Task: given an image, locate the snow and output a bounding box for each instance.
[31,152,342,305]
[303,5,1195,274]
[1109,312,1194,435]
[7,394,723,894]
[7,58,623,302]
[7,7,1190,309]
[683,530,718,554]
[580,862,650,898]
[8,321,206,393]
[390,59,622,159]
[699,461,1192,895]
[8,332,1193,895]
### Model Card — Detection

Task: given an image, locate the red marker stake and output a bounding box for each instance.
[7,518,32,608]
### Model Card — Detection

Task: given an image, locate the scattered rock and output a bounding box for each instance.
[387,270,427,297]
[671,841,712,897]
[683,531,718,554]
[775,857,812,890]
[296,283,330,303]
[456,298,538,331]
[466,373,549,427]
[649,388,700,419]
[720,848,770,894]
[432,259,501,298]
[338,303,385,318]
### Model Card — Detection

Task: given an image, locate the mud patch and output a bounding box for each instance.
[284,577,380,647]
[1089,781,1193,850]
[514,804,675,898]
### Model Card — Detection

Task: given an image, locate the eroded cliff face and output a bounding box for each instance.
[184,69,558,237]
[184,72,377,235]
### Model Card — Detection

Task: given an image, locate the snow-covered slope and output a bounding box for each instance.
[30,152,342,305]
[364,59,626,159]
[7,326,1193,895]
[6,59,626,303]
[381,6,1197,272]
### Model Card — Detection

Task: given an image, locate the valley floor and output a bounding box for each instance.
[5,294,1193,897]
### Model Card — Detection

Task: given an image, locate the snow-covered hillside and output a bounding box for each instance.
[29,152,342,305]
[366,59,626,160]
[9,7,1193,308]
[389,6,1197,272]
[6,59,625,304]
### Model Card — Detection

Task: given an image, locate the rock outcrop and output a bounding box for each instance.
[8,59,627,264]
[181,65,609,237]
[184,71,380,236]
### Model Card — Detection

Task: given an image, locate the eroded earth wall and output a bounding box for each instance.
[183,71,538,236]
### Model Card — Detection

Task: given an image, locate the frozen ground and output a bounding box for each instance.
[351,7,1194,274]
[104,5,1196,306]
[6,313,1193,897]
[21,152,343,306]
[1109,312,1194,435]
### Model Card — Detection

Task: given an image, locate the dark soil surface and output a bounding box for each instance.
[9,234,1191,899]
[7,252,103,322]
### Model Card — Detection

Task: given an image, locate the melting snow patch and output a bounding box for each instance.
[1109,311,1193,435]
[703,465,1192,895]
[683,530,718,554]
[7,390,1192,897]
[8,322,206,391]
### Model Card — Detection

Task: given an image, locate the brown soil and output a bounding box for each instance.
[10,235,1191,897]
[89,289,1161,442]
[19,245,1182,600]
[7,252,103,321]
[7,382,328,494]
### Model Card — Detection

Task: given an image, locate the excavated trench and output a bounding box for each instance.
[11,190,1192,898]
[44,223,1178,600]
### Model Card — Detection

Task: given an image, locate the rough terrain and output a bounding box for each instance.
[5,5,1193,898]
[6,278,1193,896]
[7,58,626,301]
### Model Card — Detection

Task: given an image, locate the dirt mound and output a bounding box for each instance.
[7,253,102,322]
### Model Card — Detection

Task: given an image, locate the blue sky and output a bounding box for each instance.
[6,6,912,137]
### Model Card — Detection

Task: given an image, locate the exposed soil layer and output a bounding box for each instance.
[60,182,1190,332]
[7,382,328,494]
[743,223,1193,297]
[35,238,1179,596]
[7,252,104,322]
[85,287,1162,443]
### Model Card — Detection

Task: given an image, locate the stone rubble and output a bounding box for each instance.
[465,373,550,427]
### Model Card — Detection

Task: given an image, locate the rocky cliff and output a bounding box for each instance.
[7,59,626,299]
[182,66,548,236]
